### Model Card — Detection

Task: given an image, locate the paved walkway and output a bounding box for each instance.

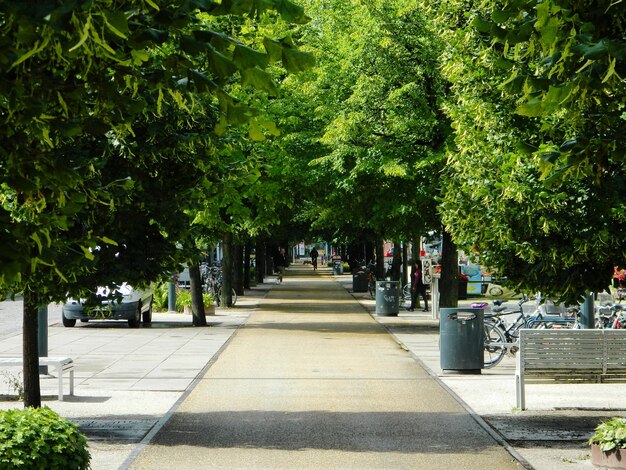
[129,266,519,469]
[1,264,622,469]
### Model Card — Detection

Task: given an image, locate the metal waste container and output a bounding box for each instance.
[333,261,343,275]
[440,307,483,373]
[353,271,368,292]
[375,280,400,316]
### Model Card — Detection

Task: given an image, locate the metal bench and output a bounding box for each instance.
[0,356,74,401]
[516,329,626,410]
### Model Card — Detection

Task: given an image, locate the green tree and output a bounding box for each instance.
[0,0,310,407]
[265,0,451,250]
[424,0,626,302]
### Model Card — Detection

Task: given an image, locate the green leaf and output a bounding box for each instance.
[248,120,266,141]
[131,28,168,46]
[102,10,129,39]
[281,48,315,73]
[242,67,279,95]
[81,246,95,261]
[492,10,516,24]
[580,40,609,60]
[535,16,561,50]
[516,96,543,116]
[263,37,284,62]
[233,44,269,69]
[180,35,209,56]
[31,234,43,254]
[193,29,233,52]
[144,0,160,10]
[131,49,150,65]
[517,141,538,154]
[471,16,494,34]
[98,236,118,246]
[207,46,238,77]
[542,84,572,113]
[272,0,310,24]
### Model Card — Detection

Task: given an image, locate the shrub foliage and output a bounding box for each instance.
[0,407,90,469]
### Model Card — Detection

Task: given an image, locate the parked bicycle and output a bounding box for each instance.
[596,304,626,329]
[594,293,626,329]
[201,264,237,307]
[482,295,581,368]
[402,282,412,309]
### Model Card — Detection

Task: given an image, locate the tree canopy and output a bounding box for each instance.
[259,0,451,245]
[0,0,312,407]
[423,0,626,302]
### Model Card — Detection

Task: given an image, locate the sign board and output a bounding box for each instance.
[422,258,433,284]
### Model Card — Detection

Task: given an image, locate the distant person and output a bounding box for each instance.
[310,247,319,270]
[409,260,428,312]
[275,248,287,283]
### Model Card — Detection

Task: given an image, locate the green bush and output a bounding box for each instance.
[175,290,213,312]
[0,407,90,469]
[202,292,214,307]
[589,417,626,452]
[175,289,192,312]
[152,282,169,311]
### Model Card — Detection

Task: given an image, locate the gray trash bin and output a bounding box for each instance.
[375,280,400,316]
[333,261,343,275]
[353,271,368,292]
[439,308,484,373]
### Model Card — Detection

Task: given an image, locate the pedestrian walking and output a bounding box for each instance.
[310,247,319,270]
[275,248,287,283]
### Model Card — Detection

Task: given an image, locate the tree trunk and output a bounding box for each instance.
[23,290,41,408]
[439,229,459,308]
[402,242,409,287]
[266,244,275,275]
[233,243,244,296]
[255,239,265,284]
[390,240,402,281]
[222,232,234,307]
[243,239,251,289]
[189,263,207,326]
[375,238,385,279]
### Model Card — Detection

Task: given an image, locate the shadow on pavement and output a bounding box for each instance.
[150,410,502,454]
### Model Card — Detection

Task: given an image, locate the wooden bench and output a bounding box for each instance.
[516,329,626,410]
[0,357,74,401]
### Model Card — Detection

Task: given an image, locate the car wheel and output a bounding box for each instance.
[142,301,153,323]
[128,305,141,328]
[62,313,76,327]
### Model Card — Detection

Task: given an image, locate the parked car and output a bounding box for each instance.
[62,283,153,328]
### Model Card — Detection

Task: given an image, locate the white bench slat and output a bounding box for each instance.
[516,329,626,410]
[0,356,74,401]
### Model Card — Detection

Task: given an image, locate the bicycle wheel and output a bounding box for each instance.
[402,283,412,301]
[230,288,237,306]
[484,320,506,368]
[214,286,221,306]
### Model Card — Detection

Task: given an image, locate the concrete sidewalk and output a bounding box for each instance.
[0,265,623,469]
[0,291,258,469]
